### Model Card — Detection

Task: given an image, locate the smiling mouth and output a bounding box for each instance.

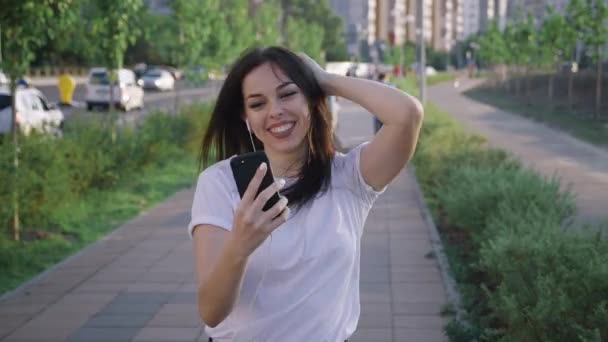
[269,122,295,133]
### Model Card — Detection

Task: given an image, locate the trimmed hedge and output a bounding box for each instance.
[399,77,608,341]
[0,103,212,294]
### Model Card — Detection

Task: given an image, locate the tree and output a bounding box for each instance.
[90,0,144,115]
[580,0,608,118]
[286,17,325,61]
[538,6,577,102]
[253,0,281,46]
[0,0,76,241]
[516,15,536,98]
[166,0,217,111]
[477,21,508,86]
[279,0,347,60]
[565,0,589,110]
[500,23,518,92]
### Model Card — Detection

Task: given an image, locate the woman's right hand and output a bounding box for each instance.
[227,162,289,260]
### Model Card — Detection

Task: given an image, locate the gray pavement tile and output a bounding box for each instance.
[390,268,442,284]
[358,302,393,329]
[393,301,446,316]
[0,315,30,339]
[146,310,203,328]
[168,292,197,304]
[392,284,447,303]
[126,282,182,293]
[67,327,141,342]
[393,315,447,329]
[133,327,201,341]
[394,329,447,342]
[0,303,47,316]
[101,301,163,314]
[349,328,392,342]
[360,265,390,283]
[84,313,152,328]
[110,292,172,305]
[72,281,131,293]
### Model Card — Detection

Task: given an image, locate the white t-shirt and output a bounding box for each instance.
[188,143,384,342]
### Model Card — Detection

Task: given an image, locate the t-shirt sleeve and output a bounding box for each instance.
[187,165,235,238]
[343,142,386,206]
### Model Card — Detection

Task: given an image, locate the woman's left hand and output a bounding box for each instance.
[298,53,333,93]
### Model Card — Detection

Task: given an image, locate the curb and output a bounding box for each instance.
[408,165,473,334]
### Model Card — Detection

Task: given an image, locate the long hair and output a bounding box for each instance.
[199,46,335,209]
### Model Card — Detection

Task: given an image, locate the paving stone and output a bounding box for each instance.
[393,315,447,329]
[349,328,392,342]
[392,284,447,303]
[67,327,141,342]
[133,327,201,341]
[84,313,152,328]
[393,301,446,316]
[394,329,447,342]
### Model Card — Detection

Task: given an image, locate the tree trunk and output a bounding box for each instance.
[596,51,603,119]
[568,71,574,111]
[9,79,20,241]
[515,66,521,96]
[109,81,117,143]
[548,74,554,103]
[525,67,531,98]
[279,0,289,45]
[174,88,180,113]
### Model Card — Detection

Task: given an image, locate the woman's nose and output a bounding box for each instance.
[268,99,284,118]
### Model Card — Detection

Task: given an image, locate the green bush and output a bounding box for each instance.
[0,103,210,238]
[401,76,608,341]
[437,165,575,245]
[479,225,608,341]
[0,102,211,294]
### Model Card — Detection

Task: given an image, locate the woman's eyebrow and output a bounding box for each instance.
[247,82,295,99]
[276,81,294,90]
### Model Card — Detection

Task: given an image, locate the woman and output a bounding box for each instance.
[189,46,423,341]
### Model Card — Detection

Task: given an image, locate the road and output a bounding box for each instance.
[38,80,221,127]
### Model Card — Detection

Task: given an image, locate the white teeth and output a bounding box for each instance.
[270,123,294,133]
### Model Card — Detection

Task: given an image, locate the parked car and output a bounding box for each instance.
[137,68,175,91]
[0,71,8,85]
[0,85,64,136]
[85,68,144,111]
[158,65,183,80]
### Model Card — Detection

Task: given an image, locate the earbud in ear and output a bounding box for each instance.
[245,118,251,133]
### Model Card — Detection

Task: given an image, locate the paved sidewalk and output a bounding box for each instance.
[429,79,608,225]
[0,100,448,341]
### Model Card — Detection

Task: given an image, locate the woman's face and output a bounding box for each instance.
[242,62,311,157]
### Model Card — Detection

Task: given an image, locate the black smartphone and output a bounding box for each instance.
[230,151,281,211]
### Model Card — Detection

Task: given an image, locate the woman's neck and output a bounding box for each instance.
[265,147,307,179]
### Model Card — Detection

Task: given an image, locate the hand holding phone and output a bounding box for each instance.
[230,151,281,211]
[228,152,289,259]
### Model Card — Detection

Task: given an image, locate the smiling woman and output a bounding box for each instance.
[190,46,423,341]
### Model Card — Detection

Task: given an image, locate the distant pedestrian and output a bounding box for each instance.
[190,46,423,341]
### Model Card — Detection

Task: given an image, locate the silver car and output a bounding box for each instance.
[137,69,175,91]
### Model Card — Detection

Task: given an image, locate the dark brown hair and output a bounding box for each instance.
[199,46,335,209]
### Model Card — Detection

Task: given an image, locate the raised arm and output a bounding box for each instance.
[302,55,424,190]
[327,75,423,189]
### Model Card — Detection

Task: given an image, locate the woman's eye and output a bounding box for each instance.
[280,91,297,99]
[249,102,264,109]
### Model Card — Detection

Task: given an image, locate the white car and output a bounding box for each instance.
[0,71,8,85]
[0,86,64,136]
[85,68,144,111]
[137,69,175,91]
